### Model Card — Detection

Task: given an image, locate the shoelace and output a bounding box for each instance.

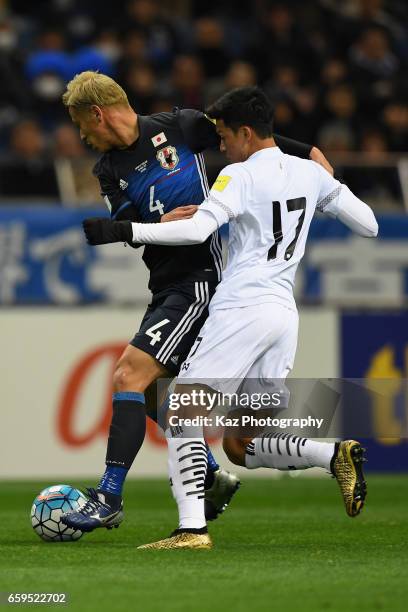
[77,488,110,517]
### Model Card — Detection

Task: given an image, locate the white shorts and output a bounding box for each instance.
[177,302,299,399]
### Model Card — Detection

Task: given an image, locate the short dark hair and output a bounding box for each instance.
[206,87,274,138]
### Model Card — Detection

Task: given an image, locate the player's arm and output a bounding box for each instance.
[85,159,197,246]
[94,158,139,222]
[83,208,219,246]
[83,166,244,246]
[91,158,153,249]
[161,205,198,222]
[315,165,378,237]
[177,108,333,174]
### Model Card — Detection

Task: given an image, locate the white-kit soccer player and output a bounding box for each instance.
[83,87,378,550]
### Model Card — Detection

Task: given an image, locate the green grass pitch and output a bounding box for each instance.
[1,476,407,611]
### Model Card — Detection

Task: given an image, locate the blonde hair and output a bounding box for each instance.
[62,71,129,108]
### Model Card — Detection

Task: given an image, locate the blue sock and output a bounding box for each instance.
[204,443,219,489]
[206,443,219,473]
[98,466,128,497]
[98,390,146,501]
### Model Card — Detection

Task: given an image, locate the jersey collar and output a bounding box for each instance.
[247,146,282,161]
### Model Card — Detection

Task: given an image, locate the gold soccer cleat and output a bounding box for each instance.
[332,440,367,517]
[137,530,212,550]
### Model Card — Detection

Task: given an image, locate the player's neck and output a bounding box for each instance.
[247,136,277,158]
[110,108,139,149]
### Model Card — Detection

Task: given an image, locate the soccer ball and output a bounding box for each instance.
[31,484,87,542]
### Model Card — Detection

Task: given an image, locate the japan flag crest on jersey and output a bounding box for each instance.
[151,132,167,147]
[156,145,179,170]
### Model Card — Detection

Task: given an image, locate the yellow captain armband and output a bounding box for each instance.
[212,175,232,192]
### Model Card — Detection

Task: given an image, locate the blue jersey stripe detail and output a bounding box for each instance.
[111,200,132,220]
[113,392,145,404]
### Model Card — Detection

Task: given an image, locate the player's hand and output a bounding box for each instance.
[161,205,198,222]
[310,147,334,176]
[82,217,133,245]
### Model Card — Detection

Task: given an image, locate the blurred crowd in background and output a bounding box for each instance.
[0,0,408,206]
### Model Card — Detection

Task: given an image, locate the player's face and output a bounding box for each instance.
[69,106,113,153]
[216,120,251,163]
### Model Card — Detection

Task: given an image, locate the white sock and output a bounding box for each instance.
[166,428,207,529]
[245,433,335,471]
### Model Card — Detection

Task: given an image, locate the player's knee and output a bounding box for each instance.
[112,358,137,392]
[112,346,167,393]
[223,437,246,466]
[113,356,153,393]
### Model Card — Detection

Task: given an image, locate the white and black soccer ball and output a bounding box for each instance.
[31,484,87,542]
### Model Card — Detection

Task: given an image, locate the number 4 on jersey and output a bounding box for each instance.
[268,197,306,261]
[145,319,170,345]
[149,185,165,215]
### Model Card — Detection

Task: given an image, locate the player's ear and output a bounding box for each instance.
[90,105,103,123]
[241,126,252,142]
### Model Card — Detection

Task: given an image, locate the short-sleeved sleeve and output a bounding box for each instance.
[93,157,139,221]
[175,108,220,153]
[199,164,248,226]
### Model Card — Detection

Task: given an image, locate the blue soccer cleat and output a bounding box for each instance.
[60,488,123,532]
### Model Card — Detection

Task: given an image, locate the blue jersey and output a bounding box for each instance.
[93,108,222,294]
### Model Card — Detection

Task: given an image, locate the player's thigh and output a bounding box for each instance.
[246,304,299,381]
[131,281,213,376]
[239,305,298,410]
[178,304,289,389]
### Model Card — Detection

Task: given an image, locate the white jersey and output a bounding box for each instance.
[129,144,376,390]
[199,147,342,310]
